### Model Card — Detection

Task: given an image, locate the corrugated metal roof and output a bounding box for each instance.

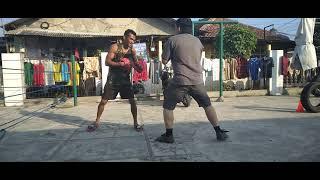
[5,27,121,38]
[4,18,176,38]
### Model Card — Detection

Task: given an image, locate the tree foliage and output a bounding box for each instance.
[216,24,257,59]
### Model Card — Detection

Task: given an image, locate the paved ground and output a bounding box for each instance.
[0,95,320,162]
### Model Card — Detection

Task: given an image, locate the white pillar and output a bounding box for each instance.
[269,50,284,95]
[201,51,206,84]
[158,40,162,64]
[100,52,109,93]
[1,53,25,106]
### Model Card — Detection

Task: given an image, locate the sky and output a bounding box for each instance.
[0,18,301,40]
[191,18,300,40]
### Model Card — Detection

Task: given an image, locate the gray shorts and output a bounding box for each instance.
[163,82,211,110]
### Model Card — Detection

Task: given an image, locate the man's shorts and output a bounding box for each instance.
[163,82,211,110]
[102,80,134,100]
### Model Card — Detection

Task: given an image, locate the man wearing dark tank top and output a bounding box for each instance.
[87,29,143,132]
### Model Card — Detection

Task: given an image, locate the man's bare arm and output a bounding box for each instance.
[106,44,124,67]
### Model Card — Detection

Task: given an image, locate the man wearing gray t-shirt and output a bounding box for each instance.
[155,18,229,143]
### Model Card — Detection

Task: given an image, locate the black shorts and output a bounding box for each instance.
[163,82,211,110]
[102,81,134,100]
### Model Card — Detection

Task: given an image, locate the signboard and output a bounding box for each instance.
[133,43,149,62]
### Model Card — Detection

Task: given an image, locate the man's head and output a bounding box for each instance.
[175,18,192,34]
[123,29,136,48]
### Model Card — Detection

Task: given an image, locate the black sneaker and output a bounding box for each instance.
[155,133,174,143]
[216,129,229,141]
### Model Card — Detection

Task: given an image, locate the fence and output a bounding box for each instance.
[0,53,82,106]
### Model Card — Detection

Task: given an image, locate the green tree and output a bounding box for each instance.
[216,24,257,59]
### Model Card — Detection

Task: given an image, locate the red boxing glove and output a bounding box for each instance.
[120,58,131,72]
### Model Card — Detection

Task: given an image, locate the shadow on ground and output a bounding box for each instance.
[1,111,320,162]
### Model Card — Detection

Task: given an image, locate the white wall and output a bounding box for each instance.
[1,53,25,106]
[269,50,284,95]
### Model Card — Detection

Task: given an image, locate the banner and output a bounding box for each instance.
[133,43,149,62]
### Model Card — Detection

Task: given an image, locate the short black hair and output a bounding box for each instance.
[176,18,192,33]
[124,29,136,37]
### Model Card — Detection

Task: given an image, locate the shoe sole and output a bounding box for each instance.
[155,139,174,143]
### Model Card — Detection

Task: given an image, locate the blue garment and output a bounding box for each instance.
[248,58,261,80]
[61,63,70,82]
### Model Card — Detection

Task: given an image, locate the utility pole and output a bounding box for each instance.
[193,20,237,102]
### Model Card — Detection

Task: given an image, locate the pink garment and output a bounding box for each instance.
[33,63,45,86]
[75,48,80,60]
[133,60,148,82]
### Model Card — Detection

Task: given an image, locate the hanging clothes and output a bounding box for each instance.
[133,60,148,82]
[211,59,220,81]
[67,62,72,86]
[224,60,231,80]
[261,57,274,78]
[61,62,70,83]
[44,60,55,85]
[202,57,213,72]
[33,62,45,86]
[75,48,80,60]
[248,57,261,81]
[287,57,294,76]
[53,62,62,82]
[67,61,81,86]
[24,62,33,86]
[229,58,238,80]
[141,60,149,81]
[83,57,100,81]
[201,57,213,83]
[281,55,290,76]
[84,77,96,96]
[236,56,249,79]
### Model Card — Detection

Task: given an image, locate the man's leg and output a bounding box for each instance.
[88,82,117,132]
[155,108,175,143]
[163,108,174,129]
[129,98,138,124]
[204,105,218,127]
[87,99,108,132]
[190,84,229,141]
[96,99,108,124]
[155,83,180,143]
[122,84,143,131]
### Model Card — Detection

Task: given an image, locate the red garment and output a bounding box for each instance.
[236,56,248,79]
[133,60,148,82]
[33,63,45,86]
[281,56,289,76]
